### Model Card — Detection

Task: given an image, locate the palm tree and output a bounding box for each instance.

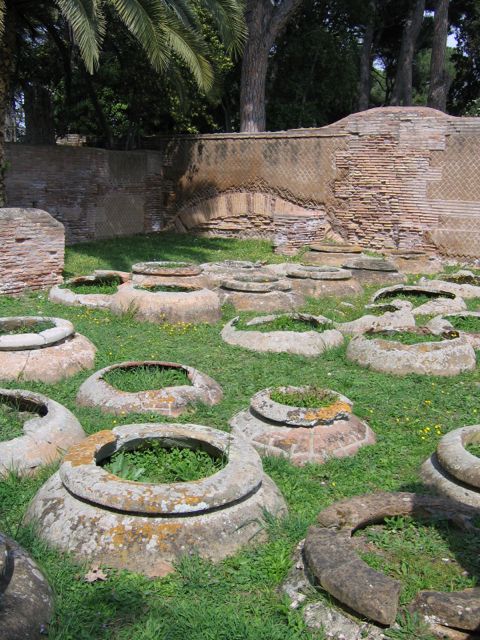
[0,0,246,205]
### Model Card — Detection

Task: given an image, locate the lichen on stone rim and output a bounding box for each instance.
[60,423,263,515]
[251,387,353,428]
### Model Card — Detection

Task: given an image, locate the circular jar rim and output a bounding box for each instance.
[59,423,263,515]
[0,317,74,351]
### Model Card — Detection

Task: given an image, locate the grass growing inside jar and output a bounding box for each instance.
[270,387,338,409]
[103,365,191,392]
[102,441,225,483]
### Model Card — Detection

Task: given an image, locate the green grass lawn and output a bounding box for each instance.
[1,233,479,640]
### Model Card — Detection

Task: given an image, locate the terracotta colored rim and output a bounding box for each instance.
[0,317,74,351]
[60,423,263,515]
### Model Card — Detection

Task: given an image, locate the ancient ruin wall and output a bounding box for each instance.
[0,208,64,294]
[154,107,480,257]
[5,145,164,244]
[5,107,480,257]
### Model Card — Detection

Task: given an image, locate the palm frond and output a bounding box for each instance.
[110,0,213,89]
[199,0,246,56]
[164,0,197,30]
[159,8,214,90]
[54,0,104,72]
[108,0,171,71]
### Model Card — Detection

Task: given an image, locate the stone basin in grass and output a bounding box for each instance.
[221,313,344,356]
[25,423,287,577]
[346,327,476,376]
[0,316,96,383]
[230,386,375,466]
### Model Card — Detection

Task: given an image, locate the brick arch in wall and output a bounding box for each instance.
[165,190,344,254]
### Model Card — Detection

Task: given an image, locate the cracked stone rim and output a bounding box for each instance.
[0,316,74,351]
[347,330,475,376]
[0,388,85,477]
[304,492,480,628]
[59,423,264,515]
[132,261,203,277]
[250,387,353,427]
[242,313,332,330]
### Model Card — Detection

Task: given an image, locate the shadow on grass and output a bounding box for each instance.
[64,232,279,278]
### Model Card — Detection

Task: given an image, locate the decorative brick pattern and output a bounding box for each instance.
[4,107,480,258]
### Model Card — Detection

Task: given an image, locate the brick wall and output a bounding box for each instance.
[0,208,64,294]
[5,107,480,257]
[5,145,164,244]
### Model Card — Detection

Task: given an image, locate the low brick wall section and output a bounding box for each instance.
[5,146,164,244]
[5,107,480,258]
[0,208,64,294]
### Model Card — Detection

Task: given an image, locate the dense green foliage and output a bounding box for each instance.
[103,441,225,483]
[1,233,479,639]
[134,284,196,293]
[358,515,480,605]
[104,365,191,392]
[5,0,479,143]
[448,315,480,333]
[61,277,123,295]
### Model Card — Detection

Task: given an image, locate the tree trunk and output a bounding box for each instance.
[391,0,425,106]
[240,0,303,132]
[0,7,15,206]
[240,37,269,132]
[357,0,376,112]
[23,83,56,145]
[427,0,450,111]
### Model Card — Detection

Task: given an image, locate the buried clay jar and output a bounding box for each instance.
[0,316,96,383]
[230,386,375,466]
[0,388,85,477]
[346,327,476,376]
[76,361,223,417]
[221,313,344,356]
[25,423,287,577]
[49,272,129,309]
[219,273,303,312]
[0,531,54,640]
[110,282,221,324]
